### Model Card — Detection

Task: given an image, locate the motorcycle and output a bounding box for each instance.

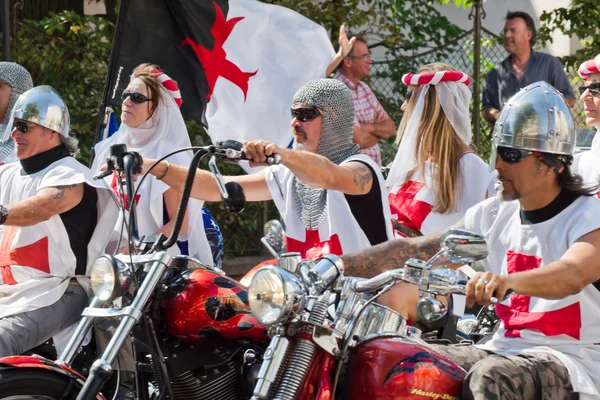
[0,140,280,400]
[246,228,503,399]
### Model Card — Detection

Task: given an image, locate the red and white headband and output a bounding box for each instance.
[151,69,182,108]
[578,58,600,81]
[401,71,471,86]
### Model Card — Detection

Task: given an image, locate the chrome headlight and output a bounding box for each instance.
[90,255,133,302]
[248,266,306,326]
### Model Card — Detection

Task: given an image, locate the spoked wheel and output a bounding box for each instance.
[0,369,81,400]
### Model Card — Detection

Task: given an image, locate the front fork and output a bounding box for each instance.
[54,252,170,400]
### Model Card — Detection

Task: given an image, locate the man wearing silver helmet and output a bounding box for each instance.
[143,78,393,259]
[0,62,33,164]
[0,86,116,357]
[341,81,600,398]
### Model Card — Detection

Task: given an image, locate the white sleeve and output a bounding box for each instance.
[459,154,498,209]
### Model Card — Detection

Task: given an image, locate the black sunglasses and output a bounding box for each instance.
[497,146,535,163]
[13,121,36,134]
[291,107,322,123]
[579,82,600,96]
[405,90,413,103]
[121,90,153,104]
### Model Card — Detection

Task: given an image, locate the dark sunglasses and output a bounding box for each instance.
[497,146,535,163]
[405,90,413,103]
[578,82,600,96]
[13,121,36,134]
[121,90,153,104]
[291,107,322,123]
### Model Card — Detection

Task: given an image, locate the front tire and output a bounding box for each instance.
[0,368,81,399]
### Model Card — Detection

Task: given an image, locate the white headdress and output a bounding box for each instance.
[385,70,472,188]
[92,69,213,264]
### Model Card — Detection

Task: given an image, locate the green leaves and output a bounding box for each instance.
[12,11,114,164]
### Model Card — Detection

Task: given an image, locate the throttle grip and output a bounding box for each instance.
[490,289,514,304]
[240,151,282,165]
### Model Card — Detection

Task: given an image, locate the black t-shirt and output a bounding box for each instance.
[343,160,388,246]
[20,145,98,275]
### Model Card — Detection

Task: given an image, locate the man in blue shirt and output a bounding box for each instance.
[482,11,576,125]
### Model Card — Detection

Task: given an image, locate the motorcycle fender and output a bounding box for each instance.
[0,355,106,400]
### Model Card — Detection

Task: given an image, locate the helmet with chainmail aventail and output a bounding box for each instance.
[0,62,33,161]
[291,78,360,230]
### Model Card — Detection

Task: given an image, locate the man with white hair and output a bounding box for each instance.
[0,86,116,356]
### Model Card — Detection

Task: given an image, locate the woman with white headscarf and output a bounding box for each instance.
[573,55,600,189]
[92,63,213,265]
[379,63,496,321]
[386,63,497,239]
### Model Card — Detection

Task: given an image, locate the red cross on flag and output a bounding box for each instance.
[99,0,334,152]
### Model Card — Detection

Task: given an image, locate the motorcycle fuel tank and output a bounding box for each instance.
[346,336,465,400]
[163,266,269,343]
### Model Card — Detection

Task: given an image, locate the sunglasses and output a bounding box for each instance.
[496,146,536,163]
[13,121,36,134]
[578,82,600,96]
[405,90,413,103]
[121,90,153,104]
[291,107,323,123]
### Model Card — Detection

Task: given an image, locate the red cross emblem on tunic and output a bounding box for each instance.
[287,230,343,260]
[110,171,140,211]
[181,1,257,101]
[0,225,50,285]
[495,250,582,339]
[388,181,433,232]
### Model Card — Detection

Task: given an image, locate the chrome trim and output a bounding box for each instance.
[251,335,292,400]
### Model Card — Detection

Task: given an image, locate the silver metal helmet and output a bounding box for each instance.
[9,85,70,137]
[490,81,575,171]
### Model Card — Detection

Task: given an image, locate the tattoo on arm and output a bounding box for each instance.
[351,164,373,191]
[53,184,77,200]
[341,233,443,278]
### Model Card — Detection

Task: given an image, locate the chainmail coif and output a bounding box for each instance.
[0,62,33,161]
[291,78,359,230]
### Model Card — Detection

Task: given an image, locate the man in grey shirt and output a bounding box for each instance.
[482,11,576,124]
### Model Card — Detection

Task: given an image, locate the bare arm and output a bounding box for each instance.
[4,184,84,227]
[482,107,500,125]
[244,141,373,195]
[353,125,379,149]
[341,232,444,278]
[144,159,272,202]
[506,229,600,299]
[564,97,576,108]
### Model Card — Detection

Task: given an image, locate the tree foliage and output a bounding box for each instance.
[538,0,600,68]
[11,10,113,163]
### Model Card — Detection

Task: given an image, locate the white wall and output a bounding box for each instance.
[84,0,106,15]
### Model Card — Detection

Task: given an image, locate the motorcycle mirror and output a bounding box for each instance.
[440,228,488,264]
[222,182,246,213]
[263,219,286,253]
[415,296,447,324]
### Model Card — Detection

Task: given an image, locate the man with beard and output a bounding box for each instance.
[0,62,33,164]
[482,11,575,125]
[143,78,393,258]
[341,82,600,399]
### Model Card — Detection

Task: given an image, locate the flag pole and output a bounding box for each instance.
[90,0,130,166]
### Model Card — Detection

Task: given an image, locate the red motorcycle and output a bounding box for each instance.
[0,141,279,400]
[246,228,492,399]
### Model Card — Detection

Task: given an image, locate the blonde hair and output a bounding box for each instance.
[396,63,471,214]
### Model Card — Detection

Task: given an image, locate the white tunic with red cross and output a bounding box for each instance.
[388,153,496,237]
[573,129,600,199]
[465,196,600,397]
[0,157,117,319]
[265,154,393,259]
